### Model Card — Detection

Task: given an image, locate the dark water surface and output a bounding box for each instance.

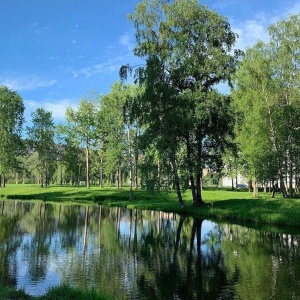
[0,200,300,299]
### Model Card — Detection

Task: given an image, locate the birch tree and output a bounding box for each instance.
[27,108,56,187]
[233,14,300,197]
[65,95,98,188]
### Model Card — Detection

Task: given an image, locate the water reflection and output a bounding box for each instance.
[0,200,300,299]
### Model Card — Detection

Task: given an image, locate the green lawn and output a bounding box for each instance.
[1,183,300,228]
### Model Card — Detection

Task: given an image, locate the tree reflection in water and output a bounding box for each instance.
[0,201,300,299]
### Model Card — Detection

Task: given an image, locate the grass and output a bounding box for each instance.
[0,284,111,300]
[0,285,31,300]
[1,183,300,228]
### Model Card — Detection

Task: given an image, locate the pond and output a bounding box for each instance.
[0,200,300,299]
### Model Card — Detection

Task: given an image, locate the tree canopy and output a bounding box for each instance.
[0,86,25,187]
[121,0,242,206]
[233,14,300,197]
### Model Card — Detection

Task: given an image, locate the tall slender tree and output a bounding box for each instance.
[0,86,25,187]
[26,108,56,187]
[65,94,98,188]
[99,82,127,188]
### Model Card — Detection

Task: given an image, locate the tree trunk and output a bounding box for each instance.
[279,174,287,198]
[169,150,185,209]
[45,168,48,188]
[157,159,161,189]
[134,151,138,188]
[127,127,133,200]
[289,159,293,198]
[99,157,103,187]
[116,169,119,188]
[22,167,26,184]
[60,162,63,185]
[252,180,258,198]
[195,171,203,205]
[41,172,44,188]
[295,172,299,195]
[119,163,122,188]
[85,142,90,188]
[2,173,5,188]
[77,164,81,187]
[134,129,139,188]
[186,133,197,203]
[194,129,204,206]
[117,162,122,188]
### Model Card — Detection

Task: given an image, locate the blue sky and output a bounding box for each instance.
[1,0,300,125]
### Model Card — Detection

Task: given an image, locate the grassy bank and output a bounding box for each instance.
[1,184,300,227]
[0,284,111,300]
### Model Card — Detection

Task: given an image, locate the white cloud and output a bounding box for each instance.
[285,1,300,17]
[49,55,61,60]
[231,0,300,51]
[119,33,134,51]
[29,22,53,35]
[233,19,269,51]
[1,75,57,91]
[70,33,141,79]
[72,60,120,78]
[24,98,77,122]
[44,99,77,120]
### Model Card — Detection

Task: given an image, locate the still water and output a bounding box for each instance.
[0,200,300,299]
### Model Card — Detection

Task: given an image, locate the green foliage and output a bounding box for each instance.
[26,108,56,187]
[0,286,31,300]
[125,0,243,206]
[232,14,300,196]
[65,94,99,188]
[98,82,127,188]
[0,86,25,183]
[139,148,173,193]
[0,284,111,300]
[41,284,110,300]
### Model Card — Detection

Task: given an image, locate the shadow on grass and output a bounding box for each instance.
[193,197,300,229]
[4,188,171,203]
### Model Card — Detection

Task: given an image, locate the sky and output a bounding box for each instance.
[1,0,300,126]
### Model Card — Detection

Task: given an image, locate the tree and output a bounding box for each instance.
[65,94,98,188]
[55,124,84,186]
[121,0,242,206]
[26,108,56,187]
[0,86,25,187]
[99,82,127,189]
[123,83,144,198]
[232,42,281,197]
[233,14,300,198]
[268,14,300,197]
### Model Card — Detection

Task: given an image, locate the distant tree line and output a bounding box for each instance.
[1,0,300,205]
